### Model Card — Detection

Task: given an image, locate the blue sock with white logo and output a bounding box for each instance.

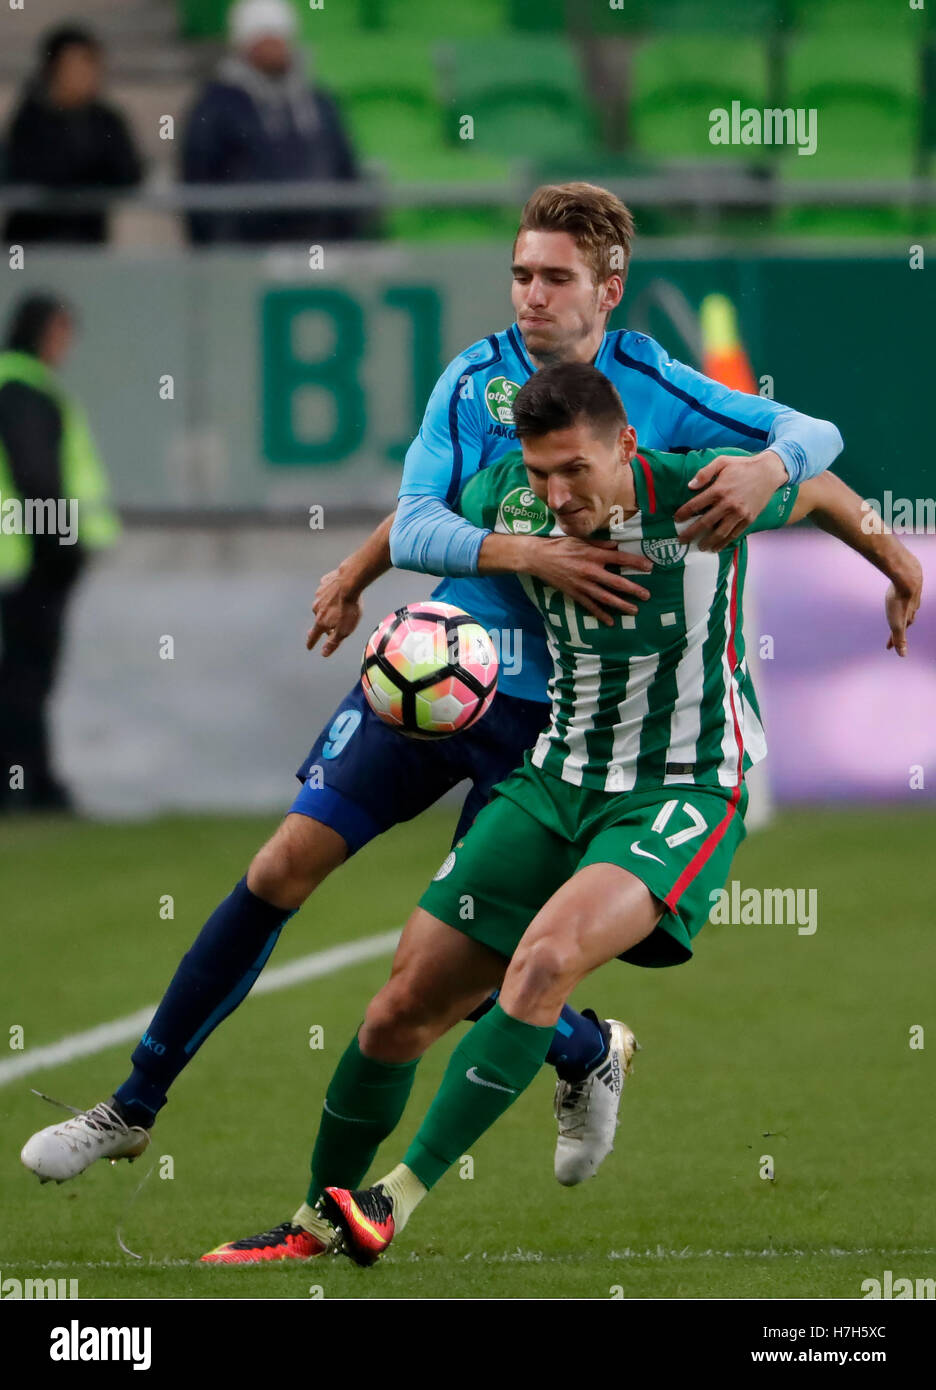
[466,993,608,1081]
[548,1006,609,1080]
[112,877,294,1129]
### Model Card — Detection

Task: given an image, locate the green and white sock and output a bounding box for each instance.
[291,1201,339,1246]
[375,1163,428,1232]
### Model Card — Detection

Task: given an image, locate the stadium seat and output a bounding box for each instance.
[782,35,918,180]
[439,37,598,159]
[629,0,782,36]
[176,0,509,41]
[507,0,643,34]
[773,30,919,238]
[296,1,375,40]
[378,141,518,242]
[771,205,913,238]
[308,38,443,165]
[508,0,781,37]
[786,0,918,36]
[387,204,519,243]
[630,37,770,161]
[176,0,374,40]
[356,0,507,36]
[177,0,231,39]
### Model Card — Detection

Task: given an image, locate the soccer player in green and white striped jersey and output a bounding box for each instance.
[487,436,777,802]
[315,362,922,1264]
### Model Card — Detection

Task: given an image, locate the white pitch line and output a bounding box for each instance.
[0,929,401,1088]
[8,1247,936,1272]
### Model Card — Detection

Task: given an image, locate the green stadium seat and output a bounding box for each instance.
[443,35,583,102]
[631,37,770,161]
[176,0,508,40]
[507,0,646,34]
[308,36,527,236]
[177,0,231,39]
[308,39,443,162]
[772,206,911,238]
[296,1,374,40]
[356,0,507,36]
[782,35,918,179]
[773,32,920,237]
[387,204,519,243]
[630,0,782,35]
[786,0,918,35]
[508,0,781,36]
[310,36,439,95]
[458,96,595,161]
[440,37,598,159]
[507,0,566,32]
[922,32,936,164]
[177,0,363,40]
[378,142,517,240]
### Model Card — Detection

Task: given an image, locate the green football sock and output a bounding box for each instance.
[306,1033,418,1207]
[404,1002,553,1191]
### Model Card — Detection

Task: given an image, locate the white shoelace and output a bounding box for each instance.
[554,1077,593,1138]
[59,1102,128,1150]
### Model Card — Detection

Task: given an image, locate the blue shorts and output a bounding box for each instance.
[290,683,550,855]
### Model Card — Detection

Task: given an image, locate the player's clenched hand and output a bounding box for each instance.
[885,560,923,657]
[528,537,652,626]
[674,450,789,551]
[306,566,364,657]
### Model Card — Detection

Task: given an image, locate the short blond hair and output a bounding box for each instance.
[515,182,635,287]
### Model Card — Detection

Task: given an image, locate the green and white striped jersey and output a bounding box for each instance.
[458,448,798,795]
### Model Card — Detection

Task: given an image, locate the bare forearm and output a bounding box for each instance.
[799,475,919,586]
[339,512,394,596]
[477,531,537,576]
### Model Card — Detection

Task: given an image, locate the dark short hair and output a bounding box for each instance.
[4,293,74,354]
[39,24,100,76]
[512,362,628,441]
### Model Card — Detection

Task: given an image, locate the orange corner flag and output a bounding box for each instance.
[700,293,757,395]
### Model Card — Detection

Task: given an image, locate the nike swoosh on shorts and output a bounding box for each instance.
[630,841,665,864]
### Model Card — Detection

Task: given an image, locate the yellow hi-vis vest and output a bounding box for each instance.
[0,350,120,584]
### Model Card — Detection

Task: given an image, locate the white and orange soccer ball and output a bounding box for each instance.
[360,601,498,739]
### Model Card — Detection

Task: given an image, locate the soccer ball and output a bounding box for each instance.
[361,601,498,739]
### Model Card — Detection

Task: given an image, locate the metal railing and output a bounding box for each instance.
[0,170,934,220]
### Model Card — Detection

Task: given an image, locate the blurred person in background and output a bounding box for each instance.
[2,24,143,246]
[182,0,365,244]
[0,295,120,814]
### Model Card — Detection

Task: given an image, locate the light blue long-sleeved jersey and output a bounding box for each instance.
[391,324,842,701]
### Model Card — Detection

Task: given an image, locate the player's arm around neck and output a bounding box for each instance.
[790,473,923,657]
[675,447,791,550]
[477,529,652,628]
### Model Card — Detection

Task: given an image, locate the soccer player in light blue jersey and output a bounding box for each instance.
[22,184,843,1266]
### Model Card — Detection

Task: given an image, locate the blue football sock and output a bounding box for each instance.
[113,877,294,1128]
[465,993,608,1081]
[548,1006,609,1080]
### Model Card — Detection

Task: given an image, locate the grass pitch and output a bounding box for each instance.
[1,806,933,1299]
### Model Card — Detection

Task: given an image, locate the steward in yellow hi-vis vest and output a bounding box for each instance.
[0,294,120,813]
[0,350,120,583]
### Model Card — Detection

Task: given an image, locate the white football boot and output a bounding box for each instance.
[21,1100,150,1183]
[554,1017,639,1186]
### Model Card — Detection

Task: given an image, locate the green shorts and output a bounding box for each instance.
[420,755,748,968]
